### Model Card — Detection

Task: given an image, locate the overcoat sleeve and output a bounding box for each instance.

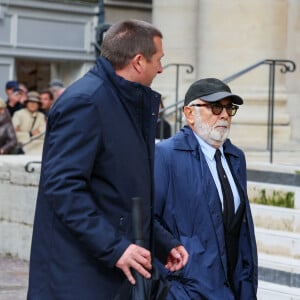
[153,144,181,263]
[42,96,130,267]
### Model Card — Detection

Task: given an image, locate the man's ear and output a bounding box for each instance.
[183,106,195,126]
[131,54,145,74]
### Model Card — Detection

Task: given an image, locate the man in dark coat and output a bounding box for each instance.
[27,19,188,300]
[154,78,258,299]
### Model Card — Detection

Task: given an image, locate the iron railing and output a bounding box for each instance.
[162,63,194,132]
[159,59,296,163]
[25,59,296,172]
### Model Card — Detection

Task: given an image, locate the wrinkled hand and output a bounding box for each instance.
[115,244,152,285]
[165,245,189,272]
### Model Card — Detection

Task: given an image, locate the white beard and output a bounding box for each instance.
[193,110,230,147]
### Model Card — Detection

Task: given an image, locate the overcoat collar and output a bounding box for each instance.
[172,125,244,279]
[173,126,240,157]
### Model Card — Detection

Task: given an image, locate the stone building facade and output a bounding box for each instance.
[0,0,99,95]
[151,0,300,147]
[1,0,299,147]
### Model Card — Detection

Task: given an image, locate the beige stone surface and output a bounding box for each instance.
[152,0,300,143]
[0,255,28,300]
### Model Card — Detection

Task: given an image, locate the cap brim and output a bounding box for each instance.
[201,91,243,105]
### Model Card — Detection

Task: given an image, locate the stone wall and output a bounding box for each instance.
[1,155,299,262]
[152,0,300,143]
[0,156,40,260]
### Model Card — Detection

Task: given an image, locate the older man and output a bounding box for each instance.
[154,78,258,299]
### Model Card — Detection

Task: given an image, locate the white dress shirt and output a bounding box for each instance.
[193,133,240,212]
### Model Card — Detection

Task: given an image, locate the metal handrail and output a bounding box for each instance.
[222,59,295,83]
[25,161,42,173]
[23,132,45,173]
[159,59,296,163]
[162,63,194,132]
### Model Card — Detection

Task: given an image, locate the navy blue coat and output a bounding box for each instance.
[27,57,162,299]
[154,126,258,300]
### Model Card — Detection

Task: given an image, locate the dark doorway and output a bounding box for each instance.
[16,60,51,92]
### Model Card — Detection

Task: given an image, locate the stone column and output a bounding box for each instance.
[152,0,198,104]
[196,0,288,93]
[287,0,300,141]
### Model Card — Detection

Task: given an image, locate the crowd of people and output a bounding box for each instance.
[0,79,64,155]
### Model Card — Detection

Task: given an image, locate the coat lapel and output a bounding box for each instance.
[174,126,229,277]
[200,151,228,277]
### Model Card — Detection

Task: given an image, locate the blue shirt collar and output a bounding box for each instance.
[192,132,224,161]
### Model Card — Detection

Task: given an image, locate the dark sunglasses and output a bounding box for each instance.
[189,102,239,116]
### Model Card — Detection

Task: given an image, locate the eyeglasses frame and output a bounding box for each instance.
[188,102,239,116]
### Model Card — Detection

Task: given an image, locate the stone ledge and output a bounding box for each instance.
[258,280,300,299]
[259,253,300,275]
[255,227,300,258]
[248,170,300,187]
[248,182,300,208]
[0,221,32,260]
[251,204,300,233]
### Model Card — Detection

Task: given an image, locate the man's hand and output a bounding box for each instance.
[165,245,189,272]
[115,244,152,285]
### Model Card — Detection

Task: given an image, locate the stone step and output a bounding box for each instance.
[232,108,290,125]
[245,148,300,166]
[255,227,300,258]
[230,124,291,148]
[258,280,300,299]
[228,93,292,149]
[250,203,300,233]
[259,253,300,287]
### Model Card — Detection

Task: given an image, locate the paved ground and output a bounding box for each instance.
[0,255,29,300]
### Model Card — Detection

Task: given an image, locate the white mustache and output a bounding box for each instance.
[214,121,229,128]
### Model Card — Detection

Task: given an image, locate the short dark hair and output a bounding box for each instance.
[101,19,163,70]
[40,90,54,101]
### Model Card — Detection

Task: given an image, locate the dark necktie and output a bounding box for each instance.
[215,149,234,230]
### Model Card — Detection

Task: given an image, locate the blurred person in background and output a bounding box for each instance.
[12,91,46,155]
[0,97,18,154]
[48,78,65,101]
[18,82,28,105]
[5,81,23,116]
[40,90,54,118]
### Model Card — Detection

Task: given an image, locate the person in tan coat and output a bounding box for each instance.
[12,91,46,155]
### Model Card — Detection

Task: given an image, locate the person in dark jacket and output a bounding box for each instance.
[27,19,188,300]
[5,81,23,116]
[154,78,258,299]
[0,98,18,154]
